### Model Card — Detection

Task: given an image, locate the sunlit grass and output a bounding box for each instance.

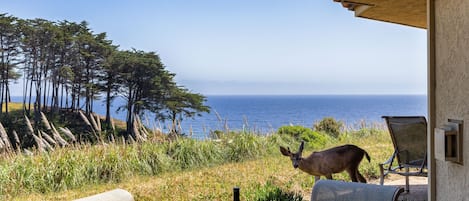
[1,102,24,112]
[17,155,309,201]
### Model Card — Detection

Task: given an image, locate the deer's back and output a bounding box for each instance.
[319,144,365,158]
[308,144,366,173]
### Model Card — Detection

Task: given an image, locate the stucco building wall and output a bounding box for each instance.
[434,0,469,200]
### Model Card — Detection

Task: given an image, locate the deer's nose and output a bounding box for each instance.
[293,164,299,168]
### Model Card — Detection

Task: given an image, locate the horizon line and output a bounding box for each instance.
[201,93,427,96]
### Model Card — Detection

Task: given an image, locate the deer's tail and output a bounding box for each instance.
[364,150,371,162]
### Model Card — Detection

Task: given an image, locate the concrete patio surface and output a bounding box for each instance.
[372,176,428,201]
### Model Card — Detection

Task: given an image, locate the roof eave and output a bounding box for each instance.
[333,0,427,29]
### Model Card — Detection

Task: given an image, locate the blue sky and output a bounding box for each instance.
[2,0,427,95]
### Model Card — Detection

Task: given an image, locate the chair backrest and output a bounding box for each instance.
[382,116,427,166]
[310,180,403,201]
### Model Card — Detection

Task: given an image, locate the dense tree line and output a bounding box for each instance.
[0,13,210,138]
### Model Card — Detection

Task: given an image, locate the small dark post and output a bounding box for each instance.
[233,187,240,201]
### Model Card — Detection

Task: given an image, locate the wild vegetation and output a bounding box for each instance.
[0,130,294,199]
[0,13,210,148]
[0,118,393,200]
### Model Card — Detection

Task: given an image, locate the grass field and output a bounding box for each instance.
[0,102,395,200]
[10,128,394,201]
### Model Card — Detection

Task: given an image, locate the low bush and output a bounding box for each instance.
[314,117,343,138]
[277,125,329,148]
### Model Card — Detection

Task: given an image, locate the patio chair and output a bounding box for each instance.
[311,180,404,201]
[379,116,428,192]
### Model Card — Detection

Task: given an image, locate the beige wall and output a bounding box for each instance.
[434,0,469,200]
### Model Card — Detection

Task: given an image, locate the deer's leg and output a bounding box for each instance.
[346,168,358,182]
[325,174,333,180]
[356,170,367,183]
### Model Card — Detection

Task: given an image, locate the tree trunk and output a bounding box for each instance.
[126,87,135,139]
[5,83,10,115]
[105,83,112,128]
[0,39,4,116]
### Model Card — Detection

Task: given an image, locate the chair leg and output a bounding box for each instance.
[379,164,385,185]
[405,167,410,192]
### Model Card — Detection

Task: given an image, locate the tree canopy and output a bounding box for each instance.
[0,13,210,138]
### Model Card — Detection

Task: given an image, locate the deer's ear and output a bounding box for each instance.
[299,141,305,153]
[280,146,290,156]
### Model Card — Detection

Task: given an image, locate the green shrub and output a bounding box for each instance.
[314,117,343,138]
[277,125,309,140]
[277,125,328,148]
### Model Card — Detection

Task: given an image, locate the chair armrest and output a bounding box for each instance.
[379,151,398,185]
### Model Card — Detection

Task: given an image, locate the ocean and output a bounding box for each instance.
[180,95,428,138]
[11,95,427,139]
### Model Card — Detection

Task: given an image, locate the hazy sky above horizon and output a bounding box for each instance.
[2,0,427,96]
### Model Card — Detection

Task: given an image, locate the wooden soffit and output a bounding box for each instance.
[333,0,427,29]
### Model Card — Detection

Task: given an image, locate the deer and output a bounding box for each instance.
[280,141,371,183]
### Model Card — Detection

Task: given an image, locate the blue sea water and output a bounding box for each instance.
[181,95,427,138]
[11,95,427,139]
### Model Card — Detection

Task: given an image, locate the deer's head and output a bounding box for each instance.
[280,141,304,169]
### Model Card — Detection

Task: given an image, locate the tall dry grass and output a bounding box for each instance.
[0,131,297,199]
